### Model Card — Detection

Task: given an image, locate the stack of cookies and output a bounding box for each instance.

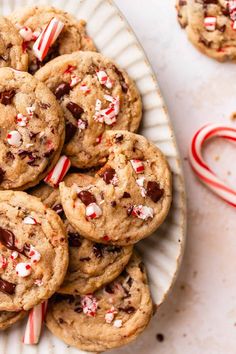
[0,5,172,352]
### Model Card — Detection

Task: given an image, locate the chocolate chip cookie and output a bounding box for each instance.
[46,253,153,352]
[0,17,28,71]
[176,0,236,61]
[35,51,142,168]
[9,6,96,74]
[0,310,26,330]
[0,67,65,190]
[30,181,133,295]
[59,131,172,245]
[0,190,68,311]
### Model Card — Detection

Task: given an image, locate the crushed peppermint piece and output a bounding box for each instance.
[32,30,41,40]
[23,216,37,225]
[26,143,34,148]
[80,83,91,94]
[131,205,154,220]
[113,319,123,328]
[136,177,146,197]
[96,70,113,89]
[93,96,120,125]
[86,203,102,219]
[10,251,19,260]
[7,130,22,147]
[77,119,87,131]
[204,17,216,31]
[96,134,103,144]
[19,26,33,41]
[64,65,76,74]
[229,0,236,20]
[16,262,31,277]
[16,113,29,127]
[105,307,117,324]
[130,159,145,174]
[28,245,41,263]
[81,295,98,317]
[33,18,64,61]
[0,255,7,269]
[26,106,35,117]
[70,74,80,87]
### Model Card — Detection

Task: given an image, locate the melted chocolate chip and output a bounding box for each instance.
[59,318,65,324]
[112,65,128,93]
[65,122,77,143]
[0,278,16,295]
[0,168,5,184]
[6,151,15,160]
[78,190,96,206]
[43,148,54,158]
[146,181,164,203]
[122,192,131,198]
[74,306,83,313]
[127,276,133,288]
[54,82,71,99]
[0,227,27,255]
[199,36,212,48]
[39,102,51,109]
[93,243,104,258]
[29,132,39,140]
[0,90,15,105]
[99,166,116,184]
[68,232,82,248]
[118,306,135,314]
[52,204,65,218]
[79,257,91,262]
[114,133,123,143]
[111,201,117,207]
[104,284,114,294]
[66,102,84,119]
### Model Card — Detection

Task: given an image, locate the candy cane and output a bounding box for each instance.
[23,301,48,345]
[44,155,71,187]
[33,18,64,61]
[189,124,236,207]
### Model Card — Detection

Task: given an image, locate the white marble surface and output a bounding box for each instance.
[114,1,236,353]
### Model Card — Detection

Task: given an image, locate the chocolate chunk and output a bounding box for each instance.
[68,232,82,248]
[29,131,39,140]
[54,82,71,99]
[78,190,96,206]
[112,65,128,93]
[98,166,116,184]
[6,151,14,161]
[53,294,75,304]
[65,122,77,143]
[52,204,65,218]
[122,192,131,198]
[0,227,27,255]
[93,243,104,258]
[118,306,135,314]
[146,181,164,203]
[127,276,133,288]
[0,168,5,184]
[104,284,114,294]
[156,333,165,342]
[59,318,65,324]
[39,102,51,109]
[111,201,117,207]
[0,90,15,105]
[199,36,212,48]
[43,148,55,158]
[0,278,16,295]
[218,24,226,33]
[79,257,91,262]
[74,306,83,313]
[66,102,84,119]
[114,133,123,143]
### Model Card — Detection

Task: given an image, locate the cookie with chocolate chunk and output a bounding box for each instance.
[30,182,133,295]
[0,190,68,311]
[0,17,28,71]
[176,0,236,61]
[0,67,65,190]
[0,310,26,330]
[35,51,142,168]
[59,131,172,245]
[9,6,96,74]
[46,254,153,352]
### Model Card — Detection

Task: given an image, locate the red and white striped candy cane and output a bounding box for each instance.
[23,301,48,345]
[33,18,64,61]
[44,155,71,187]
[189,124,236,207]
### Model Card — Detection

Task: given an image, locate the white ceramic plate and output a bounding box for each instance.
[0,0,186,353]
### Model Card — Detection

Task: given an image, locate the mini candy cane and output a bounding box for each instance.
[189,124,236,207]
[44,155,71,187]
[23,301,48,345]
[33,18,64,61]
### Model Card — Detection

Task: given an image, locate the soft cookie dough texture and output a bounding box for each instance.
[0,17,28,71]
[35,51,142,168]
[30,181,133,295]
[46,254,153,352]
[176,0,236,61]
[0,68,65,190]
[9,6,96,73]
[0,191,68,311]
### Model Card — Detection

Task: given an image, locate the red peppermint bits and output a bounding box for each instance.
[130,159,145,174]
[81,295,98,317]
